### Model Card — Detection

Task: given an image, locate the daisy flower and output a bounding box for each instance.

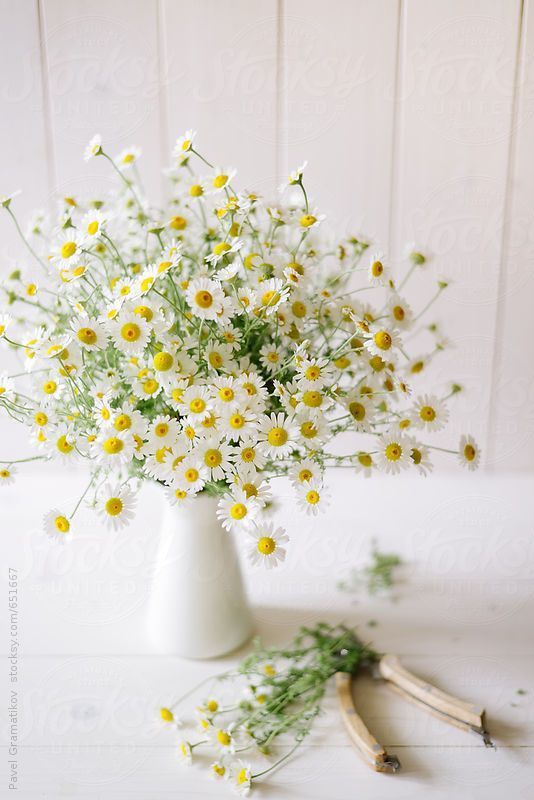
[256,278,289,315]
[217,488,259,532]
[173,129,196,160]
[289,458,322,488]
[375,435,411,474]
[46,425,78,465]
[205,342,235,372]
[172,455,208,494]
[211,376,247,411]
[412,394,449,432]
[231,761,253,796]
[220,408,258,442]
[367,251,389,285]
[387,294,413,329]
[365,325,402,357]
[458,434,480,471]
[165,483,193,507]
[80,209,107,238]
[179,384,212,424]
[146,415,181,451]
[71,314,106,350]
[0,373,15,401]
[84,134,102,161]
[296,357,333,390]
[205,238,243,266]
[177,740,193,766]
[295,409,328,447]
[51,229,85,268]
[297,479,330,516]
[299,209,325,229]
[117,146,142,170]
[43,509,72,542]
[93,427,135,466]
[231,439,266,471]
[0,313,12,339]
[97,483,137,530]
[233,466,272,506]
[197,436,233,481]
[247,523,288,569]
[259,342,284,373]
[407,439,433,476]
[210,166,237,192]
[345,393,374,432]
[354,452,375,478]
[109,312,150,355]
[185,277,224,321]
[257,412,296,459]
[0,465,16,486]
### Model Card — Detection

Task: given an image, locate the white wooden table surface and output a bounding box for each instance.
[1,469,534,799]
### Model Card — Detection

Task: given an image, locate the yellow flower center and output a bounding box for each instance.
[43,380,57,394]
[0,469,11,479]
[230,503,247,520]
[358,453,372,467]
[34,411,48,426]
[103,437,124,455]
[262,290,281,307]
[392,304,404,320]
[205,449,222,467]
[241,447,255,462]
[411,448,422,465]
[213,174,228,189]
[267,427,288,447]
[237,768,249,785]
[121,323,141,342]
[306,490,320,505]
[155,423,169,437]
[160,707,174,722]
[206,699,219,713]
[302,390,322,408]
[419,405,436,422]
[143,379,159,395]
[134,305,154,322]
[190,398,206,414]
[77,327,97,345]
[258,536,276,556]
[292,300,306,318]
[169,215,187,230]
[300,421,317,438]
[105,497,123,516]
[349,402,366,421]
[299,468,312,482]
[213,242,231,256]
[195,290,213,309]
[305,366,320,380]
[464,444,476,461]
[56,435,73,454]
[54,515,70,533]
[300,214,317,228]
[230,414,245,429]
[114,414,132,431]
[153,351,173,372]
[185,468,199,483]
[61,241,77,259]
[216,730,231,746]
[385,443,402,461]
[371,260,383,277]
[218,387,234,402]
[189,184,203,197]
[242,483,257,498]
[374,330,392,350]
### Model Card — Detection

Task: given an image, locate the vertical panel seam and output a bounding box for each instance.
[486,0,526,470]
[275,0,286,190]
[36,0,57,204]
[156,0,170,201]
[387,0,404,262]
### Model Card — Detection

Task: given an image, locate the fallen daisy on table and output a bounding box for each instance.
[0,131,479,561]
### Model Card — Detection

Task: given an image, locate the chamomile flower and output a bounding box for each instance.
[197,436,233,481]
[387,294,413,329]
[289,458,322,488]
[296,357,333,390]
[117,146,142,169]
[146,415,181,451]
[297,479,329,516]
[217,488,259,532]
[299,209,325,229]
[97,484,137,530]
[458,434,480,470]
[295,409,328,446]
[205,238,243,266]
[365,325,402,357]
[211,376,247,412]
[248,523,288,569]
[177,740,193,766]
[71,314,106,350]
[367,251,389,285]
[172,455,208,494]
[220,407,258,441]
[185,277,224,320]
[0,466,16,486]
[43,508,72,542]
[345,393,374,432]
[165,483,193,507]
[232,439,266,471]
[109,313,150,355]
[173,129,196,160]
[257,413,296,459]
[255,278,289,316]
[231,761,253,796]
[210,166,236,193]
[0,313,12,338]
[51,229,85,267]
[375,435,411,474]
[46,425,78,465]
[84,134,102,161]
[80,209,107,238]
[0,373,15,401]
[407,439,433,476]
[412,394,449,432]
[259,342,284,373]
[179,384,212,424]
[93,427,135,466]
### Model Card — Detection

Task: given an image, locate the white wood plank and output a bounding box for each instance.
[39,0,163,203]
[161,0,279,197]
[389,0,523,465]
[488,0,534,470]
[281,0,400,242]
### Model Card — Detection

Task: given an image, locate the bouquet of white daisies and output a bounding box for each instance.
[0,131,479,561]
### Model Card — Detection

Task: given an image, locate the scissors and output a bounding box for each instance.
[336,653,494,772]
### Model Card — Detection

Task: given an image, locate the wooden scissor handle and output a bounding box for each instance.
[378,654,490,739]
[335,672,401,773]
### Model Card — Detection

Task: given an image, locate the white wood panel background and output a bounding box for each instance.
[0,0,532,471]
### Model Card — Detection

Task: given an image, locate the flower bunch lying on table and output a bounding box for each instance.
[160,622,378,795]
[0,131,479,553]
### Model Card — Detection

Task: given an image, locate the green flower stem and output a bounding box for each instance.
[5,207,48,273]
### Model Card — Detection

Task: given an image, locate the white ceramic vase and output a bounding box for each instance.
[148,492,254,659]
